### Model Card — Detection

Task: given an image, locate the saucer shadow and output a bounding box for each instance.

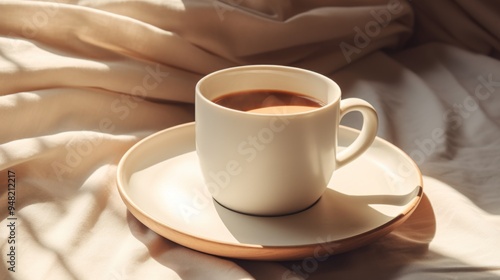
[214,185,423,247]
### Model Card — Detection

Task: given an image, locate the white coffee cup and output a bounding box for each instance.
[195,65,378,216]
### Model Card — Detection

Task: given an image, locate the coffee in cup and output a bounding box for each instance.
[213,89,324,114]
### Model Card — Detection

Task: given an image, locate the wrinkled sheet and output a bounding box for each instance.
[1,1,500,279]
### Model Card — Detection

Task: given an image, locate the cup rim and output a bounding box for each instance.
[195,65,341,117]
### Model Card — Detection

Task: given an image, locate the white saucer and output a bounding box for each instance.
[117,122,423,261]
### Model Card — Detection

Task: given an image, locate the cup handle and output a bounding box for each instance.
[336,98,378,169]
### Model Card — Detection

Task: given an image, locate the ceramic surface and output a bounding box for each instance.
[116,122,423,261]
[195,65,378,215]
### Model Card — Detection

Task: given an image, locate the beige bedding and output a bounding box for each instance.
[1,1,499,279]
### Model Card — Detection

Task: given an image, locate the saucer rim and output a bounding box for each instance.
[116,122,423,260]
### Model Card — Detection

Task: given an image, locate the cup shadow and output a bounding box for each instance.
[272,191,438,279]
[213,185,424,248]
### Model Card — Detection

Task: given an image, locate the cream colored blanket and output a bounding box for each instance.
[1,1,500,279]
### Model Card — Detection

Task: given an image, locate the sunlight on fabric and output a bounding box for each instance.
[0,92,42,108]
[169,0,186,11]
[0,138,45,169]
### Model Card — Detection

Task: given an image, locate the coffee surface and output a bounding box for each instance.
[213,89,324,114]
